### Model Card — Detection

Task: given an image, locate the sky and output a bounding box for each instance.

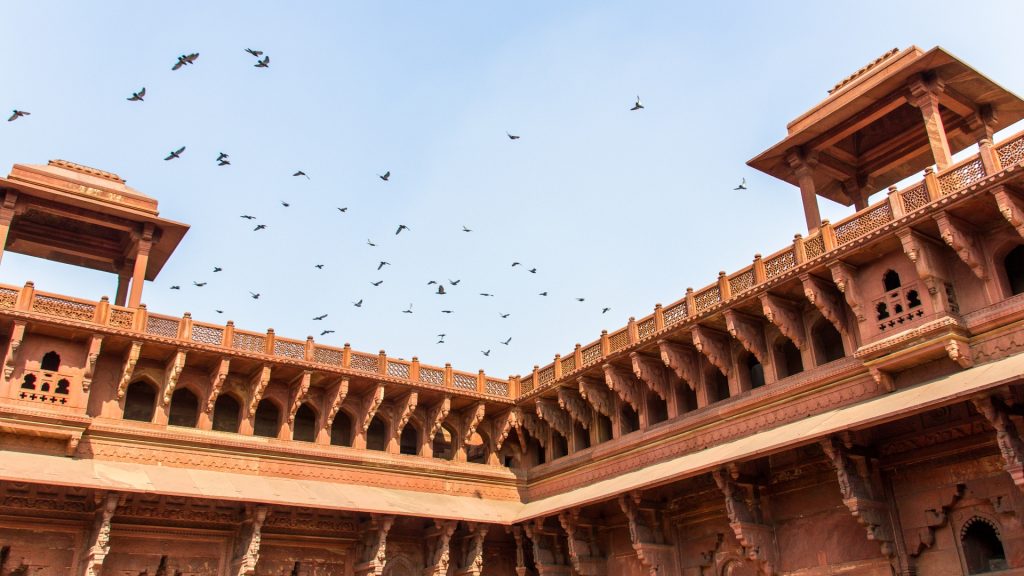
[2,1,1023,379]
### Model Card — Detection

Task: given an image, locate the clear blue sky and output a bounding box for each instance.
[2,1,1022,379]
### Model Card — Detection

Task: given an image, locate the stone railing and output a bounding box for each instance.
[0,282,513,399]
[515,128,1024,397]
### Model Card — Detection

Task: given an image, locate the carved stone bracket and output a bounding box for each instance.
[462,401,486,444]
[691,325,731,377]
[618,491,674,576]
[161,349,187,405]
[896,228,950,304]
[658,339,701,391]
[578,375,614,417]
[523,519,572,575]
[359,383,386,433]
[558,508,606,576]
[828,261,866,323]
[424,519,457,576]
[493,407,519,451]
[557,387,592,429]
[287,371,313,424]
[992,185,1024,239]
[903,484,964,557]
[972,395,1024,492]
[724,310,768,365]
[758,294,806,350]
[205,357,231,413]
[520,411,549,447]
[711,469,776,576]
[536,397,573,439]
[392,390,419,434]
[82,334,103,392]
[631,352,673,402]
[83,492,120,576]
[945,338,974,369]
[324,377,350,429]
[455,522,489,576]
[603,363,643,411]
[246,365,273,418]
[3,321,25,381]
[116,341,143,400]
[934,211,988,280]
[230,505,269,576]
[355,514,395,576]
[426,395,451,439]
[819,436,895,558]
[800,273,850,337]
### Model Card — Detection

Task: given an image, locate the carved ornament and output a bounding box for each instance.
[800,273,849,337]
[972,395,1024,492]
[711,469,776,576]
[116,341,143,400]
[206,357,231,413]
[603,363,643,411]
[426,395,451,439]
[360,383,386,433]
[691,325,731,377]
[536,397,572,438]
[578,375,614,417]
[82,334,103,392]
[992,185,1024,239]
[819,436,895,558]
[247,365,273,417]
[630,352,672,402]
[758,294,806,350]
[161,349,188,405]
[287,371,313,424]
[557,387,591,429]
[934,211,988,280]
[828,261,866,323]
[324,377,350,428]
[658,339,701,391]
[462,401,486,443]
[724,310,768,365]
[425,519,457,576]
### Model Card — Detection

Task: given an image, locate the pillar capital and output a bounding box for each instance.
[907,73,945,107]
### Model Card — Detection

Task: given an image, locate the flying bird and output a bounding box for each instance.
[437,333,447,338]
[215,309,224,314]
[218,159,230,166]
[631,95,644,111]
[213,267,222,272]
[528,268,537,274]
[280,201,290,207]
[293,170,309,179]
[395,224,409,235]
[507,132,520,140]
[253,224,267,231]
[602,307,611,314]
[378,171,391,181]
[733,178,747,191]
[441,310,454,314]
[501,337,512,345]
[172,53,199,70]
[353,299,363,307]
[481,350,491,357]
[576,297,585,302]
[245,48,263,57]
[539,291,548,296]
[313,314,328,320]
[254,56,270,68]
[499,313,510,318]
[250,292,260,299]
[449,279,461,286]
[402,303,413,314]
[127,88,146,102]
[8,110,30,121]
[320,330,335,336]
[371,280,384,286]
[462,226,472,232]
[164,146,186,161]
[436,285,446,295]
[511,262,521,267]
[337,207,348,213]
[217,152,229,162]
[377,261,390,270]
[367,239,376,247]
[436,339,445,344]
[480,293,494,297]
[427,280,438,285]
[240,215,256,220]
[170,285,181,290]
[315,264,324,269]
[193,281,207,287]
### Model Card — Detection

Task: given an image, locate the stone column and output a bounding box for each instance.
[786,150,822,234]
[127,224,154,308]
[909,77,953,170]
[0,190,18,265]
[114,261,132,307]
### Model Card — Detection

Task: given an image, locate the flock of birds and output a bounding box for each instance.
[7,49,751,364]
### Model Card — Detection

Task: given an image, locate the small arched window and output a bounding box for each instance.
[961,517,1007,573]
[775,339,803,379]
[253,399,281,438]
[432,425,454,460]
[212,395,241,433]
[123,381,157,422]
[330,411,353,447]
[399,424,419,455]
[747,354,765,389]
[20,373,36,390]
[646,391,668,424]
[876,302,890,320]
[595,413,613,443]
[292,403,317,442]
[40,351,60,372]
[883,270,902,292]
[466,431,489,464]
[168,388,199,428]
[1005,245,1024,296]
[551,430,568,460]
[366,416,387,451]
[620,404,640,435]
[812,320,845,365]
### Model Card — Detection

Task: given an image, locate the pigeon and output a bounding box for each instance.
[315,264,324,269]
[353,299,363,307]
[164,146,186,161]
[441,310,454,314]
[218,159,231,166]
[337,207,348,213]
[240,215,256,220]
[377,261,390,270]
[576,297,585,302]
[480,293,494,297]
[395,224,409,235]
[245,48,263,57]
[217,152,229,162]
[481,350,491,357]
[462,226,472,232]
[8,110,30,121]
[436,339,445,344]
[511,262,521,267]
[499,313,510,318]
[215,309,224,314]
[320,330,335,336]
[293,170,309,179]
[378,171,391,181]
[539,292,548,296]
[371,280,384,286]
[501,337,512,345]
[734,178,747,191]
[427,280,438,285]
[449,279,460,286]
[437,333,446,338]
[254,224,267,231]
[402,303,413,314]
[367,239,376,247]
[436,285,446,295]
[280,201,290,207]
[507,132,520,140]
[172,53,199,70]
[193,281,207,287]
[528,268,537,274]
[127,88,145,102]
[313,314,328,320]
[213,267,222,272]
[250,292,260,299]
[602,307,611,314]
[170,285,181,290]
[255,56,270,68]
[631,95,644,111]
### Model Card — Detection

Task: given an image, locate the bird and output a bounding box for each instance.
[127,88,146,102]
[280,201,290,207]
[539,292,548,296]
[193,281,207,287]
[315,264,325,269]
[353,299,363,307]
[395,224,409,235]
[427,280,438,285]
[602,307,611,314]
[511,262,521,267]
[449,279,460,286]
[436,339,445,344]
[501,337,512,345]
[528,268,537,274]
[172,53,199,70]
[378,171,391,181]
[462,226,472,232]
[499,313,510,318]
[217,152,229,162]
[293,170,309,179]
[255,56,270,68]
[240,215,256,220]
[213,267,222,272]
[402,303,413,314]
[576,297,585,302]
[254,224,267,231]
[313,314,328,320]
[507,132,520,140]
[245,48,263,57]
[441,310,454,314]
[250,292,260,299]
[480,293,494,297]
[8,110,30,122]
[218,159,231,166]
[481,350,491,357]
[436,285,446,295]
[371,280,384,286]
[164,146,186,161]
[377,261,390,270]
[170,285,181,290]
[320,330,335,336]
[337,207,348,213]
[437,333,446,338]
[631,95,644,111]
[367,239,376,247]
[734,178,747,191]
[215,309,224,314]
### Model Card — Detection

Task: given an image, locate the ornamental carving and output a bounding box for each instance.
[287,371,312,424]
[903,484,964,556]
[602,363,642,411]
[84,492,120,576]
[3,321,25,381]
[992,185,1024,239]
[520,411,549,447]
[630,352,672,402]
[462,401,486,443]
[896,228,949,304]
[800,273,849,337]
[827,261,866,323]
[324,377,350,428]
[692,325,731,377]
[934,211,988,280]
[972,395,1024,492]
[355,514,394,576]
[558,508,606,576]
[618,491,673,576]
[116,341,143,400]
[456,522,489,576]
[657,339,701,391]
[425,519,457,576]
[231,505,268,576]
[493,407,520,451]
[723,310,768,365]
[246,365,273,417]
[393,391,419,433]
[758,294,806,350]
[712,469,776,576]
[426,395,451,439]
[523,519,572,575]
[206,357,231,413]
[360,383,386,433]
[82,334,103,392]
[578,375,613,417]
[161,349,188,405]
[819,436,895,558]
[557,387,591,429]
[536,397,572,438]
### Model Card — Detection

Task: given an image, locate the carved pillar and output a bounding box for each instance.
[972,395,1024,492]
[423,519,457,576]
[712,469,777,576]
[975,107,1001,174]
[114,262,131,307]
[3,321,26,383]
[355,514,395,576]
[127,223,154,308]
[558,509,606,576]
[81,492,119,576]
[909,76,953,170]
[454,522,489,576]
[230,505,268,576]
[618,491,676,576]
[510,526,529,576]
[819,436,896,559]
[523,519,573,575]
[786,150,822,234]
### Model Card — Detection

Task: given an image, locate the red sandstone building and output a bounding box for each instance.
[2,45,1024,575]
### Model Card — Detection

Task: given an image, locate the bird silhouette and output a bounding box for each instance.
[313,314,328,320]
[449,279,460,285]
[377,261,390,270]
[499,313,510,318]
[164,146,186,161]
[193,281,207,287]
[127,88,145,102]
[631,95,644,111]
[576,297,585,302]
[293,170,309,179]
[371,280,384,286]
[255,56,270,68]
[245,48,263,57]
[402,303,413,314]
[254,224,267,231]
[215,309,224,314]
[437,333,446,338]
[436,339,445,344]
[218,159,231,166]
[315,264,324,269]
[441,310,454,314]
[240,215,256,220]
[353,299,363,307]
[480,293,494,297]
[8,110,30,121]
[217,152,229,162]
[379,171,391,181]
[250,292,260,299]
[213,267,222,272]
[528,268,537,274]
[172,53,199,70]
[321,330,335,336]
[462,226,472,232]
[170,285,181,290]
[733,178,747,190]
[481,349,491,357]
[511,262,521,267]
[539,292,548,296]
[501,337,512,345]
[602,307,611,314]
[427,280,438,285]
[436,285,446,295]
[507,132,520,140]
[280,201,290,207]
[337,207,348,213]
[395,224,409,235]
[367,239,376,247]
